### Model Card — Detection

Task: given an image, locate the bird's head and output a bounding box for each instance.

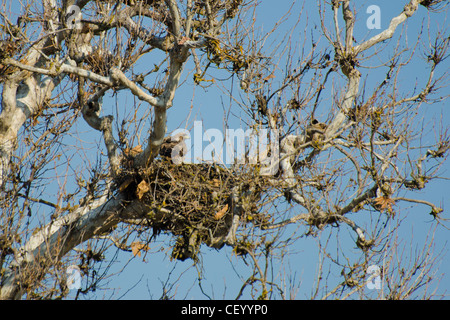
[169,132,190,143]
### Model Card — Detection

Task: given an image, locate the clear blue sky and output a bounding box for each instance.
[5,1,449,299]
[93,1,449,299]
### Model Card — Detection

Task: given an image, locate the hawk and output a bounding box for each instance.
[306,119,327,144]
[159,132,189,164]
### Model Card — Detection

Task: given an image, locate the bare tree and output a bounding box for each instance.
[0,0,448,300]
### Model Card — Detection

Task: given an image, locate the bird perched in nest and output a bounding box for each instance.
[159,132,189,164]
[306,119,327,141]
[306,119,327,145]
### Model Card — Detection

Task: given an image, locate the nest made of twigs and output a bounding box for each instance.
[116,159,270,260]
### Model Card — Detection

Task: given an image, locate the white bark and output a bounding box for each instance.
[0,192,123,299]
[271,0,426,245]
[354,0,422,55]
[0,71,62,186]
[0,0,198,299]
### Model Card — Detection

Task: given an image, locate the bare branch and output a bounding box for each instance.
[354,0,423,55]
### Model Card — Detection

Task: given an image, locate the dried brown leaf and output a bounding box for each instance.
[125,145,143,157]
[214,204,229,220]
[263,73,275,81]
[374,196,395,212]
[136,179,149,200]
[131,241,149,257]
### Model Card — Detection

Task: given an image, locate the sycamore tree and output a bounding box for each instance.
[0,0,448,300]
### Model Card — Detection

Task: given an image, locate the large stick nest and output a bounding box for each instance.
[116,159,273,261]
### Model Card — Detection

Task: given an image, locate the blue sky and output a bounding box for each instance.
[4,0,449,299]
[92,1,449,299]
